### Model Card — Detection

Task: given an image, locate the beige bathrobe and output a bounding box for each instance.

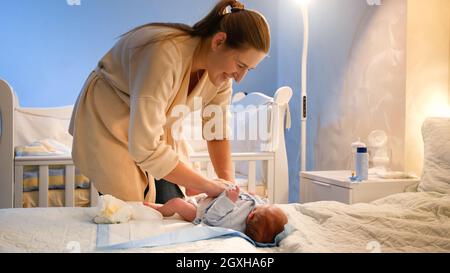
[69,26,232,203]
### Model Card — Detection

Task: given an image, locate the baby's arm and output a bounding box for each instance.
[144,198,196,222]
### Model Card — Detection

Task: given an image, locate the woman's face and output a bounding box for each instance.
[206,33,267,87]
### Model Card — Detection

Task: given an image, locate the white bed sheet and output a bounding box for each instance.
[1,191,449,253]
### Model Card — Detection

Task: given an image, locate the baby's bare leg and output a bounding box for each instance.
[150,198,197,222]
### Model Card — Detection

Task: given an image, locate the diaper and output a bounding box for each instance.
[185,193,208,207]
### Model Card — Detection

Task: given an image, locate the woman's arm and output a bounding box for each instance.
[163,161,226,197]
[207,139,235,183]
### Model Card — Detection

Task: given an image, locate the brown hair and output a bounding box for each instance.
[245,206,288,243]
[122,0,270,53]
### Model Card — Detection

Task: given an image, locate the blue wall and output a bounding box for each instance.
[1,0,380,203]
[0,0,278,107]
[277,1,302,202]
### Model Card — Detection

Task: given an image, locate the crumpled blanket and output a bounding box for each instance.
[15,138,71,156]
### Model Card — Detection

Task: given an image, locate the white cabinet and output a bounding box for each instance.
[300,170,420,204]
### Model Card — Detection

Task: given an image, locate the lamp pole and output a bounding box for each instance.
[300,2,309,172]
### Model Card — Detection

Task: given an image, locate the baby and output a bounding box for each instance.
[145,185,288,244]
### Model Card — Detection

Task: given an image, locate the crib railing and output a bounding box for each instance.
[13,152,275,208]
[14,156,98,208]
[190,152,275,202]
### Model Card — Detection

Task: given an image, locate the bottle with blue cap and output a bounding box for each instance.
[350,138,366,176]
[355,146,369,181]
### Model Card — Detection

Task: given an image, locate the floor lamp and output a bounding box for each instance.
[294,0,310,172]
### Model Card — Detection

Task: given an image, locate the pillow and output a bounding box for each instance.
[417,117,450,194]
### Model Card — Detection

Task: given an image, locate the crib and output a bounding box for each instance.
[0,79,292,208]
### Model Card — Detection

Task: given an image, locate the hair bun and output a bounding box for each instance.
[231,1,245,13]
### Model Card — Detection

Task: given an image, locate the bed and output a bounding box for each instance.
[1,78,449,253]
[0,191,448,253]
[0,79,292,208]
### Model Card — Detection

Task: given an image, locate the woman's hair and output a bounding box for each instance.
[122,0,270,53]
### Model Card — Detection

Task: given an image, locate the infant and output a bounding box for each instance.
[145,185,288,244]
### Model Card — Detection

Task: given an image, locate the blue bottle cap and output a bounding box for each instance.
[357,147,367,153]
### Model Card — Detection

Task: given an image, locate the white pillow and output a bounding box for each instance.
[417,117,450,194]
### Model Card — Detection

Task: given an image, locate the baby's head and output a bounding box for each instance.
[245,204,288,243]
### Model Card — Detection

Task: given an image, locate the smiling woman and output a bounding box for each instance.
[68,0,271,207]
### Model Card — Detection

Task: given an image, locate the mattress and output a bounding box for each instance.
[1,191,449,253]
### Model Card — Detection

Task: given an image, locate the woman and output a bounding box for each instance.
[68,0,270,204]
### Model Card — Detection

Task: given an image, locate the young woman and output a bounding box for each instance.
[69,0,270,204]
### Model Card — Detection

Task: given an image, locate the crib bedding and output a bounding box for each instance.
[22,189,91,208]
[22,165,90,192]
[20,171,265,208]
[1,191,449,253]
[22,184,263,208]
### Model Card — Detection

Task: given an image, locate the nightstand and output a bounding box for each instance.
[299,170,420,204]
